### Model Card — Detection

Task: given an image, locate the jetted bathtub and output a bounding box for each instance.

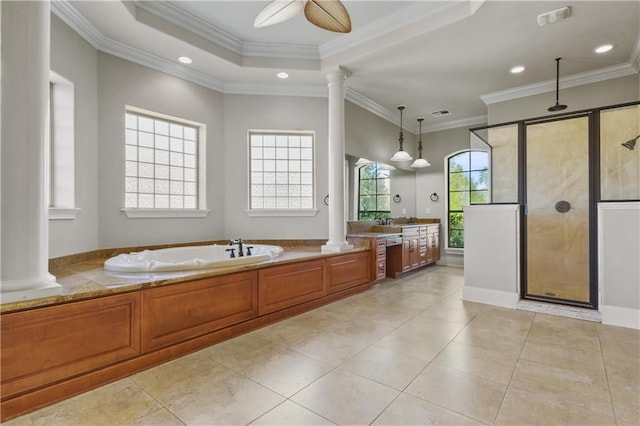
[104,244,284,272]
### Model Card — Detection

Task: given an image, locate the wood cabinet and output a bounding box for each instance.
[142,272,258,351]
[258,260,326,315]
[346,236,388,282]
[1,293,141,399]
[387,224,440,277]
[327,251,371,294]
[0,251,374,422]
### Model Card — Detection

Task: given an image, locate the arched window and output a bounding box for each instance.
[357,162,391,220]
[446,150,489,249]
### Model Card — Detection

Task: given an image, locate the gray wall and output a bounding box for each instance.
[49,15,99,257]
[488,74,639,124]
[222,94,330,239]
[97,53,226,248]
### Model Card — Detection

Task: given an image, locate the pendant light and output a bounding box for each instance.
[390,105,412,162]
[548,57,567,112]
[411,118,431,168]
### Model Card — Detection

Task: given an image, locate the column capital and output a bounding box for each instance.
[325,66,352,84]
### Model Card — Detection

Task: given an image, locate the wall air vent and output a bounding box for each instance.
[430,109,451,117]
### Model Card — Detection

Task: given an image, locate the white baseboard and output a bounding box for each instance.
[462,286,519,309]
[600,305,640,329]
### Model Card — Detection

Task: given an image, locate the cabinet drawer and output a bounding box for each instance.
[377,249,386,260]
[376,260,386,280]
[142,272,258,351]
[1,293,141,398]
[376,239,387,250]
[402,227,419,237]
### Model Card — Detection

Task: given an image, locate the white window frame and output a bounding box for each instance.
[444,149,491,253]
[48,71,80,220]
[246,130,318,217]
[121,106,209,219]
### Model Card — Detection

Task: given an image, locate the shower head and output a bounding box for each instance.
[621,135,639,150]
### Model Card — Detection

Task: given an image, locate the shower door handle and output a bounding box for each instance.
[555,200,571,213]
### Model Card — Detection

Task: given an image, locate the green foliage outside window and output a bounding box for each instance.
[448,151,489,248]
[358,163,391,220]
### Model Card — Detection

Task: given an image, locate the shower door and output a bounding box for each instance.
[524,115,593,305]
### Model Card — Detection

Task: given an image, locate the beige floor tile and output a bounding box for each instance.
[399,316,466,340]
[1,415,34,426]
[132,350,235,403]
[405,363,507,424]
[533,312,599,336]
[452,325,525,356]
[419,303,480,325]
[607,372,640,425]
[519,341,606,375]
[597,323,640,342]
[291,331,370,365]
[526,322,601,354]
[247,320,321,348]
[509,359,611,407]
[374,328,450,361]
[162,372,285,425]
[291,369,399,425]
[30,379,160,426]
[433,341,519,384]
[329,317,395,343]
[466,307,533,336]
[372,393,482,425]
[241,349,334,397]
[204,332,287,371]
[339,345,428,390]
[600,334,640,378]
[250,400,335,425]
[495,384,616,425]
[127,408,185,426]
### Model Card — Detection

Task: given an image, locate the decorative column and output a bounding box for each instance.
[1,0,62,302]
[322,68,353,253]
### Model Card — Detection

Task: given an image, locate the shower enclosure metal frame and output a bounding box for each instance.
[470,100,640,310]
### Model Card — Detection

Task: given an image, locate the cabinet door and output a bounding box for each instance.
[402,239,412,271]
[327,251,371,293]
[142,272,258,351]
[259,259,326,314]
[411,237,421,268]
[1,293,141,398]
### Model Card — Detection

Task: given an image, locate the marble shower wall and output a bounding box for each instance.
[487,124,519,203]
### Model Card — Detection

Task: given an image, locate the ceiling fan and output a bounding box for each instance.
[254,0,352,33]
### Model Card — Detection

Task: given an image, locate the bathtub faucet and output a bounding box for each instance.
[229,238,245,257]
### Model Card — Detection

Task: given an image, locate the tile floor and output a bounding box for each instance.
[5,266,639,425]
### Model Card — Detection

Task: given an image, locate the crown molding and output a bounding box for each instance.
[319,1,461,59]
[224,83,326,98]
[480,63,638,105]
[51,0,102,49]
[422,115,487,133]
[133,0,243,53]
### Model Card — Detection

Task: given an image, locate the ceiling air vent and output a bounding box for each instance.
[430,109,451,118]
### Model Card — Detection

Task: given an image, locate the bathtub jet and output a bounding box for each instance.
[104,244,284,273]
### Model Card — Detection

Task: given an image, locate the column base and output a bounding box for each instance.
[321,242,354,253]
[1,274,63,303]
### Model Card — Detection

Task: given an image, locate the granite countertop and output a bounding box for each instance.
[1,244,369,314]
[346,232,403,238]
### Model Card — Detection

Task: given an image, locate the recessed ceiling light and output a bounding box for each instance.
[510,65,526,74]
[594,43,614,54]
[178,56,192,64]
[277,72,289,79]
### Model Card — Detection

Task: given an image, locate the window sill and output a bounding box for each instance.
[122,208,210,219]
[445,247,464,255]
[49,208,81,220]
[246,209,319,217]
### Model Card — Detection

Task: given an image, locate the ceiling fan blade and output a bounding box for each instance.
[304,0,352,33]
[254,0,305,28]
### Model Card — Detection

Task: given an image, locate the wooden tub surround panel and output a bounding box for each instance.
[142,271,259,351]
[0,251,373,421]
